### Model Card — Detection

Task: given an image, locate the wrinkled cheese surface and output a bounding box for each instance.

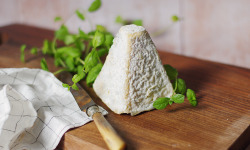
[93,25,173,116]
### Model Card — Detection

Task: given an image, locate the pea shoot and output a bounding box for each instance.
[20,44,26,63]
[153,64,198,109]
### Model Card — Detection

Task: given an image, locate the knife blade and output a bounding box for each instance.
[57,71,126,150]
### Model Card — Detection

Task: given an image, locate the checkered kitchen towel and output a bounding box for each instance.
[0,68,94,150]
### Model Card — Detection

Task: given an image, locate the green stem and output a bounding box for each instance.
[174,78,178,91]
[59,58,67,68]
[77,58,85,65]
[52,38,57,54]
[151,23,175,38]
[85,42,91,57]
[53,68,69,75]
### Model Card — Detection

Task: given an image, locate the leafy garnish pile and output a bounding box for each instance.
[20,0,111,90]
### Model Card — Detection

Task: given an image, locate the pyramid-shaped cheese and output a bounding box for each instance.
[93,25,174,116]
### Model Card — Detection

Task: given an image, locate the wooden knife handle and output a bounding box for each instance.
[92,112,126,150]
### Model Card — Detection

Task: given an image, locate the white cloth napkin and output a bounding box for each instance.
[0,68,98,150]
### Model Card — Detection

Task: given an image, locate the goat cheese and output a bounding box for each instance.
[93,25,174,116]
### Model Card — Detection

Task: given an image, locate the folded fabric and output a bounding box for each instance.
[0,68,95,150]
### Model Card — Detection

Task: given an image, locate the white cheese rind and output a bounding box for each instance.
[128,28,173,116]
[93,27,131,114]
[93,25,174,116]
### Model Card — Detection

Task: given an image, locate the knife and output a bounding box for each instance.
[57,71,126,150]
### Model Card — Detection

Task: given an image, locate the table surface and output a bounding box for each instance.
[0,24,249,150]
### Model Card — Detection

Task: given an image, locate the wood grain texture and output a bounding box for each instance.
[0,24,249,150]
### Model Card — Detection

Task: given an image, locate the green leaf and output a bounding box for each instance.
[55,25,69,41]
[77,65,84,74]
[54,16,62,22]
[187,89,197,107]
[153,97,170,110]
[72,72,86,83]
[79,28,89,40]
[105,33,114,48]
[84,49,100,72]
[88,0,101,12]
[172,15,179,22]
[97,48,108,57]
[88,30,96,36]
[65,57,75,71]
[62,83,70,88]
[171,94,185,104]
[164,64,178,81]
[40,58,49,71]
[190,100,198,107]
[96,25,106,32]
[30,47,38,54]
[132,20,143,26]
[20,44,26,63]
[62,83,71,90]
[72,83,79,90]
[42,40,49,54]
[56,47,81,58]
[75,10,85,20]
[115,15,124,24]
[173,78,186,95]
[75,39,85,51]
[86,63,103,86]
[187,89,196,101]
[54,58,60,67]
[92,31,105,48]
[64,34,76,45]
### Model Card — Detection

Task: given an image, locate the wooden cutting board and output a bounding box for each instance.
[0,24,249,150]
